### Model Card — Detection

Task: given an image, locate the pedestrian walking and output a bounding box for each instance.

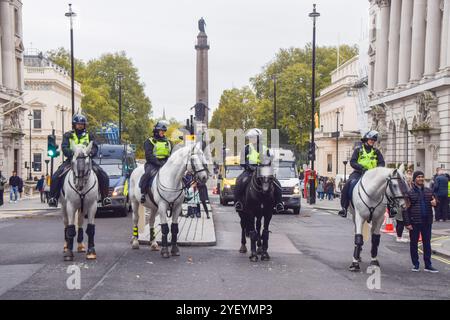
[317,180,324,200]
[8,171,20,203]
[326,179,335,200]
[432,168,448,222]
[36,175,46,203]
[185,182,201,218]
[197,179,210,219]
[0,171,6,206]
[18,176,24,201]
[404,171,439,273]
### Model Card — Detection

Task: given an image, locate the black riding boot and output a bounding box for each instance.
[338,180,351,218]
[93,164,111,206]
[234,171,251,212]
[273,179,284,213]
[48,163,68,207]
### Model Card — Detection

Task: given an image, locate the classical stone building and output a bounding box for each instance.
[22,51,82,178]
[0,0,25,178]
[368,0,450,178]
[316,56,363,178]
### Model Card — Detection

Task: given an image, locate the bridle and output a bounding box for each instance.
[67,152,96,213]
[357,170,408,223]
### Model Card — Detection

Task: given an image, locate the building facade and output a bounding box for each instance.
[316,56,363,179]
[0,0,25,178]
[368,0,450,179]
[23,51,82,179]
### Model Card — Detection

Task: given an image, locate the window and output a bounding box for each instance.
[327,154,333,173]
[14,8,19,35]
[33,153,42,172]
[33,110,41,129]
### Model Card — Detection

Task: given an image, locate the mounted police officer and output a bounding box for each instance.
[140,121,173,203]
[48,114,111,207]
[338,130,385,218]
[234,128,284,213]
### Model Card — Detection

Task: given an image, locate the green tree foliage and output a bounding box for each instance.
[46,48,152,154]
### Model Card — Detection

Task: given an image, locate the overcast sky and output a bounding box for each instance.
[22,0,369,122]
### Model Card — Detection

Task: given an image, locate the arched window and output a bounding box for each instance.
[388,121,397,165]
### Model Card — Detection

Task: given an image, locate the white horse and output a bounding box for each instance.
[60,142,99,261]
[129,144,209,258]
[348,164,410,271]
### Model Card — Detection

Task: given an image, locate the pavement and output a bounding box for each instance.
[303,196,450,260]
[0,196,59,219]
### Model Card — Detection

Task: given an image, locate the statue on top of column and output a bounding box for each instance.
[198,17,206,33]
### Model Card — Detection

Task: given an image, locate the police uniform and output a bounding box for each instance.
[140,135,172,199]
[48,130,110,202]
[339,142,385,214]
[234,143,284,212]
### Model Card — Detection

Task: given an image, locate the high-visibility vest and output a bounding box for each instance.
[149,137,171,159]
[447,181,450,198]
[357,146,378,170]
[69,132,90,150]
[247,144,269,165]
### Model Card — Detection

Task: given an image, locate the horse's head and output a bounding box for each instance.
[71,142,93,191]
[386,164,410,210]
[187,145,209,184]
[255,156,274,193]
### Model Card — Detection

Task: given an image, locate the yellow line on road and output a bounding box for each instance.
[418,236,450,265]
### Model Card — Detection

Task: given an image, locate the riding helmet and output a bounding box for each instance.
[72,114,87,131]
[246,128,263,139]
[361,130,379,142]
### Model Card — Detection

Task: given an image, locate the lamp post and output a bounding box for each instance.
[308,3,320,205]
[45,160,50,176]
[65,4,76,117]
[27,111,33,180]
[343,160,348,183]
[273,75,277,129]
[335,110,340,175]
[117,72,124,143]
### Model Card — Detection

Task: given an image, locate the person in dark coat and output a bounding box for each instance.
[8,171,20,203]
[36,175,45,203]
[139,121,172,203]
[0,171,6,206]
[48,114,111,207]
[338,130,385,217]
[404,171,439,273]
[197,179,210,219]
[432,168,449,222]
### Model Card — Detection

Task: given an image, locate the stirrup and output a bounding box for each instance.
[48,198,58,207]
[338,209,347,218]
[102,197,112,206]
[235,201,244,212]
[275,203,284,213]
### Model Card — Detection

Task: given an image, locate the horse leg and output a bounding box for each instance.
[170,203,182,256]
[256,216,263,255]
[64,204,76,261]
[159,205,170,259]
[248,214,258,262]
[77,210,86,253]
[131,197,140,250]
[85,203,97,260]
[239,212,247,253]
[369,215,384,268]
[349,211,364,272]
[261,210,272,261]
[148,208,160,251]
[62,205,69,253]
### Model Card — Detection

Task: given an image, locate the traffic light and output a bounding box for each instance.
[47,134,60,158]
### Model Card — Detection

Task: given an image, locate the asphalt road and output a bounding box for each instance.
[0,196,449,300]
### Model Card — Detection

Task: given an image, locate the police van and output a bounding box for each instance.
[94,144,137,216]
[273,148,301,215]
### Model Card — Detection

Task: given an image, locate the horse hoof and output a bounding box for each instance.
[249,255,259,262]
[349,262,360,272]
[256,247,263,255]
[77,243,86,253]
[370,260,380,267]
[63,246,68,253]
[357,257,362,263]
[171,246,180,256]
[64,251,74,262]
[261,252,271,261]
[131,239,140,250]
[150,243,160,251]
[161,248,170,258]
[86,249,96,260]
[239,245,247,254]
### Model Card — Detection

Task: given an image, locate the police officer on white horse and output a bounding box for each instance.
[48,114,111,207]
[338,130,385,218]
[234,128,284,213]
[139,121,173,204]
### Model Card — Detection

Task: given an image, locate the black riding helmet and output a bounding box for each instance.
[72,114,87,134]
[153,121,168,136]
[361,130,379,143]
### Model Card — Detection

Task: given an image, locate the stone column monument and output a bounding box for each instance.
[195,17,210,126]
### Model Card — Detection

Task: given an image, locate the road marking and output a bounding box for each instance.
[418,236,450,265]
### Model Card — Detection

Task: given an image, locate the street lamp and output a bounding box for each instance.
[308,3,320,205]
[335,110,340,175]
[27,111,33,181]
[117,72,124,143]
[272,75,277,130]
[65,4,77,117]
[343,160,348,183]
